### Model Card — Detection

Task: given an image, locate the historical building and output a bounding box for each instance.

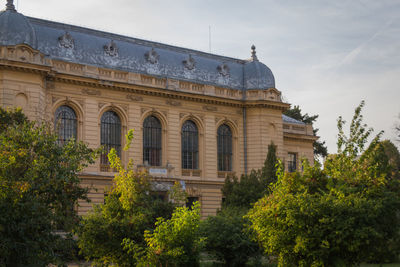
[0,1,316,217]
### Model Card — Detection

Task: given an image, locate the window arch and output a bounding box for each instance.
[100,111,121,168]
[182,120,198,170]
[143,115,162,166]
[217,124,232,171]
[54,105,77,144]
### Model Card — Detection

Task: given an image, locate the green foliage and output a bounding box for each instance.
[76,132,177,266]
[222,142,279,209]
[141,202,203,267]
[200,207,261,267]
[0,108,97,266]
[379,140,400,179]
[221,171,265,209]
[169,181,188,207]
[212,142,279,266]
[247,102,400,266]
[261,142,279,185]
[284,105,328,158]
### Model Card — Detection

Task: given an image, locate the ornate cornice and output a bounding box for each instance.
[283,132,318,142]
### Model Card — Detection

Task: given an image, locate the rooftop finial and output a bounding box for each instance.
[251,44,258,61]
[6,0,16,11]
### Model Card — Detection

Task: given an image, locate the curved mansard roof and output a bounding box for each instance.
[0,7,36,49]
[0,3,275,91]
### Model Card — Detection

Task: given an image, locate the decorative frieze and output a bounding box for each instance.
[82,88,101,96]
[203,105,217,112]
[166,100,181,106]
[127,94,143,102]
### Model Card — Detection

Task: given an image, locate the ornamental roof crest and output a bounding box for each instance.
[183,54,195,70]
[217,63,230,77]
[145,48,159,64]
[58,32,74,49]
[104,40,118,57]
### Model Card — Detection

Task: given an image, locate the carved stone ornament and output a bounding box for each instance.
[82,88,101,96]
[166,100,181,106]
[202,105,217,112]
[217,63,230,77]
[126,94,143,102]
[183,54,195,70]
[120,104,129,112]
[58,32,74,49]
[104,40,118,57]
[141,108,148,114]
[52,96,60,105]
[145,48,159,64]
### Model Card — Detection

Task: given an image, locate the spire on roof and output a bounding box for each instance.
[251,44,258,61]
[6,0,16,12]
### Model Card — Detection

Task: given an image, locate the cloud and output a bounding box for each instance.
[340,17,395,66]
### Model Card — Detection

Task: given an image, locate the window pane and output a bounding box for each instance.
[217,124,232,171]
[288,152,297,172]
[143,116,162,166]
[100,111,121,166]
[54,105,77,145]
[182,120,198,170]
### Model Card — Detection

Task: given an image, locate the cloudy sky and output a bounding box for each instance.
[9,0,400,153]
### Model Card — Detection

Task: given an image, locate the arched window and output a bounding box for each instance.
[182,120,198,169]
[100,111,121,169]
[54,105,77,144]
[217,124,232,171]
[143,115,162,166]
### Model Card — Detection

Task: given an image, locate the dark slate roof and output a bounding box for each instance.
[282,114,306,125]
[0,7,276,91]
[0,9,37,49]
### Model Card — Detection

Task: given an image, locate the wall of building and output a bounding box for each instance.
[0,49,316,218]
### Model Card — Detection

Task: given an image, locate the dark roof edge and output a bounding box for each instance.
[27,16,247,65]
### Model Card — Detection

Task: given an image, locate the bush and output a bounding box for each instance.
[142,202,203,267]
[201,207,261,267]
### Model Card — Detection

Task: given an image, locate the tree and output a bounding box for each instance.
[208,142,278,266]
[200,207,261,267]
[141,202,203,267]
[0,108,97,266]
[222,141,279,209]
[374,140,400,179]
[76,131,179,266]
[284,105,328,158]
[261,141,279,185]
[247,102,400,266]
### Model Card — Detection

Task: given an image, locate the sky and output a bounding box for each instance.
[8,0,400,153]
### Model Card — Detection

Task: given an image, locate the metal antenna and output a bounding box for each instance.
[209,26,211,53]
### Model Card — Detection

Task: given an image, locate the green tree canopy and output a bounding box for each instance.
[248,102,400,266]
[0,108,97,266]
[284,105,328,158]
